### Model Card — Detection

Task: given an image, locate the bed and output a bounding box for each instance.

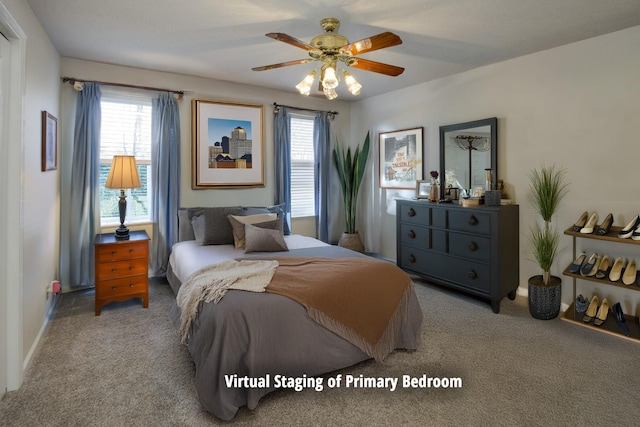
[167,206,423,420]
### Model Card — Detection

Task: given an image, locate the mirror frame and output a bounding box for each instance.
[439,117,498,199]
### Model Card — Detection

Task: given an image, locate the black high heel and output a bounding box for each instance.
[612,302,630,336]
[595,213,613,236]
[572,211,588,232]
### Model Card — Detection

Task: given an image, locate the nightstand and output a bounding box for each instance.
[94,230,150,316]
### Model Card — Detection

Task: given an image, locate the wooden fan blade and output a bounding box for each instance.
[350,58,404,76]
[252,59,313,71]
[266,33,319,52]
[342,32,402,55]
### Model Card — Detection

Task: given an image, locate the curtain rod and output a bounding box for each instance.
[273,102,338,118]
[62,77,184,98]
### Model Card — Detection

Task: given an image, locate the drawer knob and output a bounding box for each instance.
[409,254,416,263]
[129,265,135,270]
[111,268,117,272]
[129,249,134,253]
[468,241,478,251]
[468,270,478,279]
[408,208,416,217]
[111,250,116,255]
[468,215,478,225]
[112,286,117,290]
[408,230,416,239]
[129,283,134,287]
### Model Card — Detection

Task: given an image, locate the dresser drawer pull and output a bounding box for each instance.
[468,241,478,251]
[129,283,134,287]
[112,286,117,290]
[409,254,416,263]
[408,230,416,239]
[111,250,117,255]
[129,265,135,270]
[408,208,416,217]
[111,268,117,272]
[129,249,134,253]
[468,270,478,279]
[468,215,478,225]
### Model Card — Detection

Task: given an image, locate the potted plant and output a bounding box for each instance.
[333,132,370,252]
[527,164,569,319]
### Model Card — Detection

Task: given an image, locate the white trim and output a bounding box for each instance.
[0,2,26,392]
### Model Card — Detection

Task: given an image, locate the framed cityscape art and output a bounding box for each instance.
[191,99,264,188]
[379,127,423,189]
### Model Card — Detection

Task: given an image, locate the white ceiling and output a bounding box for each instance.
[26,0,640,100]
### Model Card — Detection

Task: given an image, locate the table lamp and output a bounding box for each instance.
[105,155,141,240]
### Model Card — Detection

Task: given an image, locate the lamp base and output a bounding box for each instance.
[114,225,130,240]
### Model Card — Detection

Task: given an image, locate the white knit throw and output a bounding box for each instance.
[176,259,279,343]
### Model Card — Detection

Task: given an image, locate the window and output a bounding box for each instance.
[290,115,315,218]
[99,91,152,225]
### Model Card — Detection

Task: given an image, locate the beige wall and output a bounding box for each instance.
[351,25,640,307]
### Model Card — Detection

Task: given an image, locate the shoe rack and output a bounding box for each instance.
[561,225,640,342]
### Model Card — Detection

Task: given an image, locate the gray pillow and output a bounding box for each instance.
[191,215,205,244]
[242,203,290,235]
[201,206,242,245]
[244,224,289,253]
[228,214,280,249]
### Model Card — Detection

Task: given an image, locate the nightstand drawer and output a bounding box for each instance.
[96,259,148,281]
[96,240,148,262]
[95,276,147,298]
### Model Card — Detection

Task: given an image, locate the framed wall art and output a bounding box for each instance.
[379,127,423,189]
[192,99,264,188]
[41,111,57,171]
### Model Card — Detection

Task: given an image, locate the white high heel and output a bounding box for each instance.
[580,212,599,234]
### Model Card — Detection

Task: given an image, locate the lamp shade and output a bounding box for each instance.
[105,155,141,189]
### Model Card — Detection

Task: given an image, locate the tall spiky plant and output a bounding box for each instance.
[333,132,370,234]
[527,164,569,285]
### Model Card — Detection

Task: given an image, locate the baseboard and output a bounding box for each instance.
[22,292,60,373]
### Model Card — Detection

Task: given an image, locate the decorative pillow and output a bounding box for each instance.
[242,203,291,235]
[244,224,289,253]
[191,215,205,244]
[227,213,279,249]
[201,206,243,245]
[178,208,204,242]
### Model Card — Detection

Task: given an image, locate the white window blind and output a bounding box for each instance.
[99,92,153,225]
[290,115,315,218]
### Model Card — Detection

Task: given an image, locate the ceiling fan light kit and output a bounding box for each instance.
[253,18,404,100]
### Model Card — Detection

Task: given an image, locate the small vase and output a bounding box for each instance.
[429,179,439,202]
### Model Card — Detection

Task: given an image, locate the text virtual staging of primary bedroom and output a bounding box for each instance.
[2,1,640,425]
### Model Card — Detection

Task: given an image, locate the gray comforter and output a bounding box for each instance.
[169,246,423,420]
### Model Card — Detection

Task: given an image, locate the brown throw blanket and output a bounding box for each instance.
[265,257,413,361]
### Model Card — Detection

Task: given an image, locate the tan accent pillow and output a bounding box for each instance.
[244,224,289,253]
[228,213,278,249]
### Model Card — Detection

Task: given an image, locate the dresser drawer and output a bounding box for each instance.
[96,240,148,262]
[398,245,431,276]
[96,259,148,281]
[399,223,430,248]
[398,202,431,225]
[449,232,491,262]
[95,276,148,298]
[428,256,491,295]
[449,210,491,235]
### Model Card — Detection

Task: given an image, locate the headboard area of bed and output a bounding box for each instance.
[177,205,290,243]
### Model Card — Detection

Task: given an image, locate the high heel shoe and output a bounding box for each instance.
[573,211,588,232]
[618,215,640,238]
[569,252,587,274]
[593,298,609,326]
[580,253,600,276]
[595,213,614,236]
[609,257,625,282]
[631,225,640,241]
[622,259,637,286]
[580,213,599,234]
[583,295,599,323]
[595,255,610,279]
[612,302,630,336]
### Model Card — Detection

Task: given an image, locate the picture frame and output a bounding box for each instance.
[192,99,264,188]
[415,180,430,199]
[379,127,423,189]
[41,111,57,171]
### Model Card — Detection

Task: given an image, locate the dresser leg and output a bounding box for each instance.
[508,290,517,300]
[490,300,501,314]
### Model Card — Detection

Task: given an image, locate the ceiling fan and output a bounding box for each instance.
[252,18,404,99]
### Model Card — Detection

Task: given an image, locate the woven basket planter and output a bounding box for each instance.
[528,275,562,320]
[337,232,365,253]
